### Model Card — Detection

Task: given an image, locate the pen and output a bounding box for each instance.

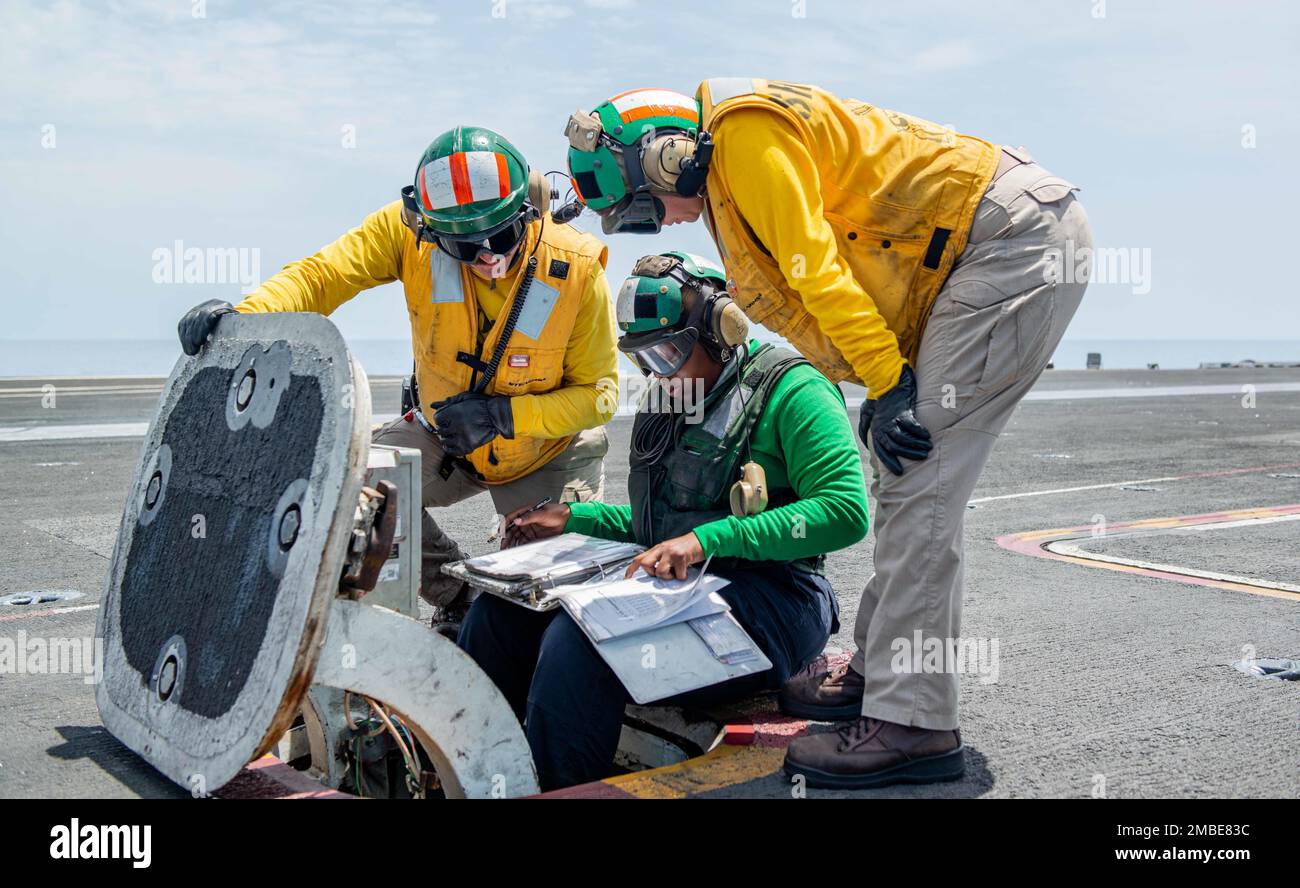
[489,497,554,542]
[521,496,553,515]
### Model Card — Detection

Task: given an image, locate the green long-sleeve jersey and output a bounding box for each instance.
[566,345,869,563]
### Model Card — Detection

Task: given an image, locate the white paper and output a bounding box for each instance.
[553,568,731,642]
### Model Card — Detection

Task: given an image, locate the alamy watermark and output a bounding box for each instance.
[619,374,707,423]
[890,631,1000,684]
[0,631,103,685]
[49,819,150,868]
[1044,239,1151,295]
[152,240,261,292]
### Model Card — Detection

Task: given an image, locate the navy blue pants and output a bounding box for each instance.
[457,563,838,791]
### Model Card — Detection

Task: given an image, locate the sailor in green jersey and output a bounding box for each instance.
[457,251,868,790]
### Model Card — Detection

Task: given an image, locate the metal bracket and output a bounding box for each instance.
[308,598,540,798]
[341,481,399,596]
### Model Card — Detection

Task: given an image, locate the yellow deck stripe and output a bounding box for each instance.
[600,746,788,798]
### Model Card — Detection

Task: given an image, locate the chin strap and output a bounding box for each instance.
[400,186,436,243]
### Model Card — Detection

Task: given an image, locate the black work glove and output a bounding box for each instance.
[429,393,514,457]
[858,364,932,476]
[178,299,236,356]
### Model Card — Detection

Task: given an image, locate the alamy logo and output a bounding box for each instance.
[0,631,103,684]
[890,631,1000,684]
[49,819,151,868]
[151,240,261,292]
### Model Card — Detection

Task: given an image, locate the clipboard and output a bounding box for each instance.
[442,532,644,611]
[589,606,773,704]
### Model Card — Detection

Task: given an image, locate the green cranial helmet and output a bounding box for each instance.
[617,251,725,334]
[410,126,530,238]
[565,89,706,235]
[616,251,744,375]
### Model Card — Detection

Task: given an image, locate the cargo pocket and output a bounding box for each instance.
[1025,175,1077,205]
[557,427,609,503]
[975,306,1021,396]
[560,479,593,504]
[971,288,1057,398]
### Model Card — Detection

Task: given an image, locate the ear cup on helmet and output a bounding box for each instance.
[708,296,749,347]
[527,169,556,221]
[641,133,696,193]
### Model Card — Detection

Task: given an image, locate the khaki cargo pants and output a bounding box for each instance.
[372,417,608,606]
[850,153,1093,730]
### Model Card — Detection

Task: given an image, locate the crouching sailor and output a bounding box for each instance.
[174,127,619,637]
[458,251,869,790]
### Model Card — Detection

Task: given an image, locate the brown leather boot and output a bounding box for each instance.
[783,717,964,789]
[778,660,865,721]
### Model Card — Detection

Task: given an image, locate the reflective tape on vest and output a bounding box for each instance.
[430,249,466,304]
[704,77,757,106]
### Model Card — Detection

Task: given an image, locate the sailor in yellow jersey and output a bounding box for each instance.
[178,126,619,635]
[565,82,1092,788]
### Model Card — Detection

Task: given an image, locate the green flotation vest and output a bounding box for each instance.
[627,343,826,573]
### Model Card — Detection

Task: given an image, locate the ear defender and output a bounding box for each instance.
[714,299,749,347]
[701,285,749,348]
[527,168,557,221]
[641,132,696,192]
[640,129,714,197]
[729,461,768,517]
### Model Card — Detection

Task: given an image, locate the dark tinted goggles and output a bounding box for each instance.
[436,217,527,263]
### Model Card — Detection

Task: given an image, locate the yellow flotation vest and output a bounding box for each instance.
[697,77,998,382]
[406,218,607,482]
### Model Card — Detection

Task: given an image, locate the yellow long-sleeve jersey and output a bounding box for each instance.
[236,200,619,483]
[697,78,997,399]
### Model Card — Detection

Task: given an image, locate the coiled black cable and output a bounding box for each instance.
[630,392,679,465]
[472,255,538,394]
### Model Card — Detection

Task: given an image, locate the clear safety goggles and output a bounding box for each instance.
[620,327,699,376]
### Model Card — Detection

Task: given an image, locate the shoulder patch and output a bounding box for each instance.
[548,259,570,280]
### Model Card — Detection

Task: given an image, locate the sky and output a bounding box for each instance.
[1,0,1297,348]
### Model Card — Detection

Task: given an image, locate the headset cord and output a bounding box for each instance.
[436,226,543,480]
[472,255,537,394]
[631,398,679,466]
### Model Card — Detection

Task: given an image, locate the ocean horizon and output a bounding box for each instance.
[1,337,1297,379]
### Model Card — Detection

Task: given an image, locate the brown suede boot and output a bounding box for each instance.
[783,717,964,789]
[778,660,865,721]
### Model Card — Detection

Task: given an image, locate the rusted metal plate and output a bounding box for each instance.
[96,313,370,794]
